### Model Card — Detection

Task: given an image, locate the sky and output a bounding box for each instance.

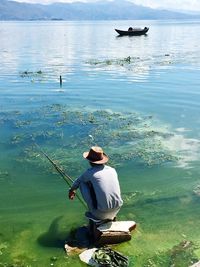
[13,0,200,12]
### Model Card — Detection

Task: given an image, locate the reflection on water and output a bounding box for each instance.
[0,20,200,266]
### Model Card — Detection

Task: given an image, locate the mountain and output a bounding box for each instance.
[0,0,47,20]
[42,1,195,20]
[0,0,199,20]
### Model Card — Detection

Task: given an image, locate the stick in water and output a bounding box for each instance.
[60,75,62,88]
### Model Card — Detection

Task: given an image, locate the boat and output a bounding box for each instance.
[115,27,149,36]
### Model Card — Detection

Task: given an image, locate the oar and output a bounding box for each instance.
[35,143,87,209]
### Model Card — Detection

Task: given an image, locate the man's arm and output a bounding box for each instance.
[68,176,82,200]
[68,169,91,200]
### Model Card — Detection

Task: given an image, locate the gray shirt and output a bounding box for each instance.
[71,165,123,211]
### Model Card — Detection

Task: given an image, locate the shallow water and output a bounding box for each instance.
[0,20,200,266]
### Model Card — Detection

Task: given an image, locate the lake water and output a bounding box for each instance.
[0,19,200,267]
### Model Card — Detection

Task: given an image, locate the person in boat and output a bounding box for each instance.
[128,27,133,31]
[68,146,123,223]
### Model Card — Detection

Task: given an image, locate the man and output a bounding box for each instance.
[68,146,123,222]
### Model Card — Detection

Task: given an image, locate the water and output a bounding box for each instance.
[0,20,200,266]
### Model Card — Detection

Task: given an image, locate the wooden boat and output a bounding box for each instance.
[115,27,149,36]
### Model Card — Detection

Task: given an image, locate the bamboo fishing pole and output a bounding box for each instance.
[35,143,87,208]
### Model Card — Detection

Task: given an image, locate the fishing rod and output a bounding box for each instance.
[34,143,87,209]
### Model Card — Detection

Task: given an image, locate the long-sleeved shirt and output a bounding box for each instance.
[71,165,123,211]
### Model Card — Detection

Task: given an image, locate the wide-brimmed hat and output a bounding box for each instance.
[83,146,109,164]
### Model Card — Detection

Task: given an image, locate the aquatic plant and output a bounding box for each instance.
[14,120,32,128]
[144,240,199,267]
[19,70,43,78]
[0,104,196,174]
[0,242,8,256]
[1,104,200,267]
[122,191,143,206]
[19,70,45,83]
[86,56,134,67]
[85,54,179,77]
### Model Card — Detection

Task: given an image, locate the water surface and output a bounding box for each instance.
[0,20,200,266]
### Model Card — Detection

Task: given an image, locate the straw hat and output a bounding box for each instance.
[83,146,109,164]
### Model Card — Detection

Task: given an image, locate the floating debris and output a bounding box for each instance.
[19,70,43,78]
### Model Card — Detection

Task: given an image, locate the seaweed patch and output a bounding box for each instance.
[0,104,198,173]
[85,54,177,75]
[144,240,199,267]
[19,70,45,83]
[19,70,43,78]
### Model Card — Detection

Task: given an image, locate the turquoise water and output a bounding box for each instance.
[0,20,200,266]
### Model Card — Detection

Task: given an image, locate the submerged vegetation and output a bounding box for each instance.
[0,19,200,267]
[86,54,175,74]
[144,240,199,267]
[86,56,134,66]
[0,104,185,172]
[19,70,43,78]
[19,70,45,83]
[0,104,200,266]
[0,103,198,175]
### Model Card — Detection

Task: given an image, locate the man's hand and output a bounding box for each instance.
[68,190,76,200]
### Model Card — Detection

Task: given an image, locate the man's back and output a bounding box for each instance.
[82,165,123,211]
[69,146,123,221]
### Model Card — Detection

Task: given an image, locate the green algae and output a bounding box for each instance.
[19,70,45,84]
[14,120,32,128]
[0,242,8,256]
[19,70,43,78]
[0,217,73,267]
[143,240,199,267]
[1,105,200,267]
[2,104,185,170]
[0,104,196,176]
[0,187,199,267]
[86,56,137,67]
[85,54,176,74]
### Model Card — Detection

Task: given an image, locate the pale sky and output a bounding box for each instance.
[13,0,200,12]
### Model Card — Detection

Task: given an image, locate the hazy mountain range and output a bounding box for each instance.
[0,0,199,20]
